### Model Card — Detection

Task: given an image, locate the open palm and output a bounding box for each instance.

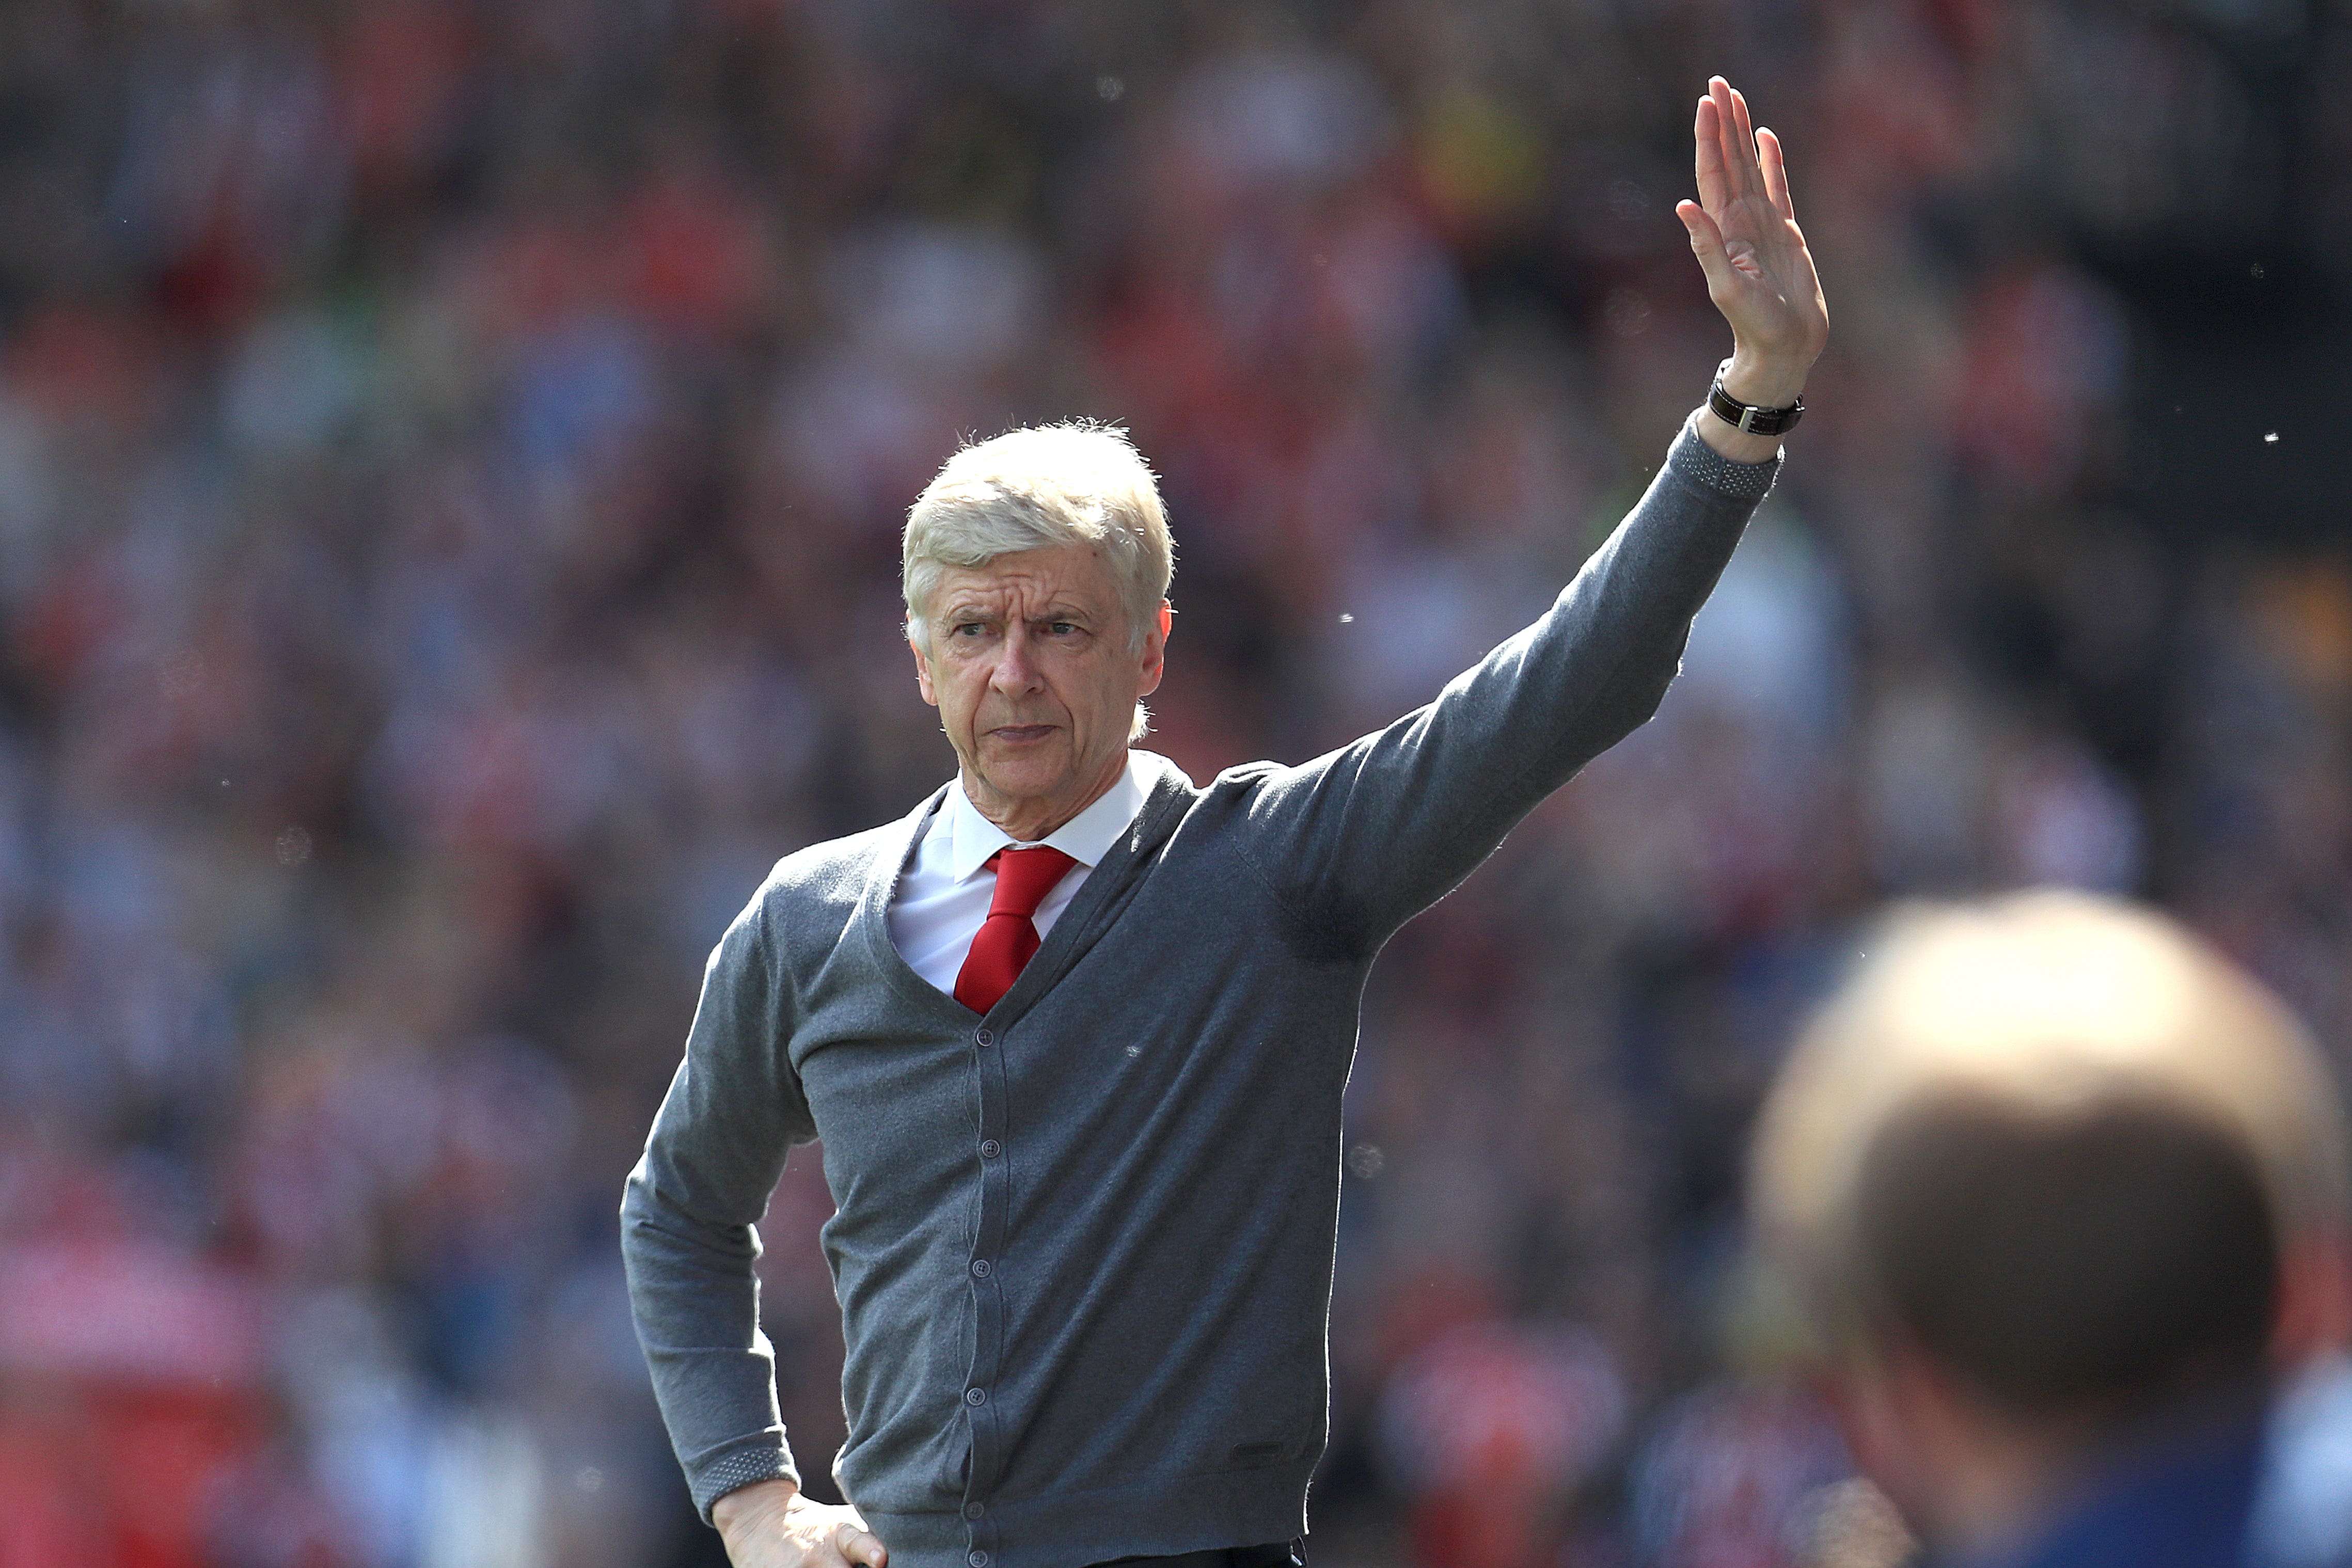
[1675,77,1828,380]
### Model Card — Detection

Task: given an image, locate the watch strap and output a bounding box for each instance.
[1709,359,1805,436]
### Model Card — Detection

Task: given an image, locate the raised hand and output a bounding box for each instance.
[1675,76,1828,413]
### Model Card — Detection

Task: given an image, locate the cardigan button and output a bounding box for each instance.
[979,1139,1001,1159]
[974,1029,993,1048]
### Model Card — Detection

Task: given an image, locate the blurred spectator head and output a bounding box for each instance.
[1749,892,2352,1550]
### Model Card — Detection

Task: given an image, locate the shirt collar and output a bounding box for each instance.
[942,750,1160,884]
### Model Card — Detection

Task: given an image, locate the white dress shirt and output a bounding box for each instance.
[887,750,1160,996]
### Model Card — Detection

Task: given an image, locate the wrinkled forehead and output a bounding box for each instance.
[924,543,1124,617]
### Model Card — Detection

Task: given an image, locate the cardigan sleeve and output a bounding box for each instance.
[621,876,819,1521]
[1230,415,1779,954]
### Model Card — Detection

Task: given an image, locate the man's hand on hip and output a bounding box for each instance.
[713,1479,889,1568]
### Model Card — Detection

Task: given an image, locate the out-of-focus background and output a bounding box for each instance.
[3,1,2350,1565]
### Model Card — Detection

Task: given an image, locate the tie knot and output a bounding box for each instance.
[987,846,1078,918]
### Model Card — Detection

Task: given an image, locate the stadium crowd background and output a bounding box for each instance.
[2,1,2350,1565]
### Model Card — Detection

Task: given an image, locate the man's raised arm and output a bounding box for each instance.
[1228,77,1828,945]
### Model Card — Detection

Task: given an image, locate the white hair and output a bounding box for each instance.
[901,421,1174,653]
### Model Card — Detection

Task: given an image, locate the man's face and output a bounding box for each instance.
[911,543,1167,836]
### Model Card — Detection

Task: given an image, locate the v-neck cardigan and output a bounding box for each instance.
[622,417,1780,1568]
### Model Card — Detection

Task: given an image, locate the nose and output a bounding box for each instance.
[990,625,1045,696]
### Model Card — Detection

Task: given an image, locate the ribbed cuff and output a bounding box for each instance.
[693,1445,801,1525]
[1668,412,1783,501]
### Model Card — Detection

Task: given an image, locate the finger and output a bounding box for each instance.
[1694,96,1729,211]
[1709,78,1753,200]
[1730,85,1757,165]
[1676,199,1740,299]
[833,1523,888,1568]
[1729,84,1766,200]
[1757,126,1794,221]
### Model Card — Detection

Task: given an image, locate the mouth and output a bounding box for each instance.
[987,724,1060,746]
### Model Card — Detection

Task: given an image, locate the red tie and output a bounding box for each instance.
[954,846,1079,1015]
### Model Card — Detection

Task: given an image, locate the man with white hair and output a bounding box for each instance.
[624,77,1827,1568]
[1748,893,2352,1568]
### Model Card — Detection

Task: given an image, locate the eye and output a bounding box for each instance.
[1048,621,1081,636]
[953,622,986,638]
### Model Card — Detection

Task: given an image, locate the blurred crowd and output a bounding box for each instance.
[2,1,2350,1566]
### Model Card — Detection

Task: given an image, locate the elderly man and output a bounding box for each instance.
[623,77,1826,1568]
[1748,894,2352,1568]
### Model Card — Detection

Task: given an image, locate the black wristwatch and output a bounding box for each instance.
[1708,359,1805,436]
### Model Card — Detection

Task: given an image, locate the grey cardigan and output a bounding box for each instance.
[621,418,1778,1568]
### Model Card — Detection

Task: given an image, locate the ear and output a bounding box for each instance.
[2274,1230,2352,1371]
[1818,1346,1950,1536]
[911,636,938,707]
[1136,601,1172,699]
[1821,1364,1908,1494]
